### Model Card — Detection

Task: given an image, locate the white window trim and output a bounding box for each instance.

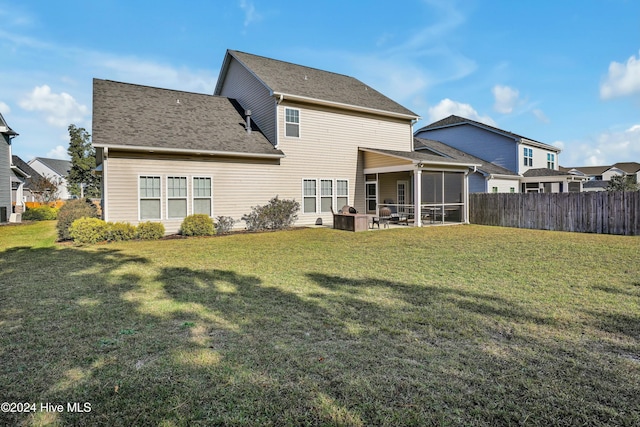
[138,175,162,221]
[192,176,213,217]
[166,176,188,219]
[302,178,349,214]
[284,107,301,138]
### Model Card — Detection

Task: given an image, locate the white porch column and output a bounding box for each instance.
[414,168,422,227]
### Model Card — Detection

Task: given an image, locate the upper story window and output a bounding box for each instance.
[523,148,533,167]
[285,108,300,138]
[547,153,555,169]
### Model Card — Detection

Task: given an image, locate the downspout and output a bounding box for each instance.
[102,147,108,222]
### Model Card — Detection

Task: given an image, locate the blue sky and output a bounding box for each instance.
[1,0,639,167]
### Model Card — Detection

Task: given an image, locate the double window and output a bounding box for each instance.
[285,108,300,138]
[523,148,533,166]
[139,175,212,220]
[547,153,555,169]
[302,178,348,213]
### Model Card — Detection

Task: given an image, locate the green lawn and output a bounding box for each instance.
[1,221,639,426]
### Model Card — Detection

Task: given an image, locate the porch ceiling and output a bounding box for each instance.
[360,147,480,174]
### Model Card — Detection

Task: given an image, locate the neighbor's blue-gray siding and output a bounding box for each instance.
[416,125,517,172]
[0,136,11,220]
[468,172,487,193]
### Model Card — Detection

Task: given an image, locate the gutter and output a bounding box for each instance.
[273,91,420,121]
[92,144,285,160]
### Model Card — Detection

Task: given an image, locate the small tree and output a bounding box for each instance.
[607,175,639,192]
[67,124,101,198]
[30,174,61,203]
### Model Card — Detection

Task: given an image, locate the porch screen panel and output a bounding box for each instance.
[303,179,316,213]
[422,172,443,204]
[140,176,161,219]
[336,180,348,208]
[320,179,333,212]
[444,172,463,203]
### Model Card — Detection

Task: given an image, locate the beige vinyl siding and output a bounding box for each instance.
[363,151,413,169]
[105,152,282,234]
[217,58,277,145]
[378,172,412,203]
[276,101,413,220]
[488,178,520,193]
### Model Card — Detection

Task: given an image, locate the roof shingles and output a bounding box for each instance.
[92,79,283,157]
[225,50,418,118]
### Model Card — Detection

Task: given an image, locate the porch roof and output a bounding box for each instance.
[360,147,480,173]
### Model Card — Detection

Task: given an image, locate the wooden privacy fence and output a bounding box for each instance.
[469,191,640,236]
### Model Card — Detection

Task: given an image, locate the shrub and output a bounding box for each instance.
[180,214,215,237]
[215,216,236,234]
[57,198,99,241]
[107,222,136,242]
[135,221,165,240]
[69,217,109,244]
[22,205,58,221]
[242,196,300,232]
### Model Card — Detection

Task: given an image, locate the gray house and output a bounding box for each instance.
[27,157,72,200]
[415,115,586,193]
[0,112,18,222]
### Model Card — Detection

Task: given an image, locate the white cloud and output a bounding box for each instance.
[239,0,261,28]
[19,85,88,128]
[600,50,640,99]
[562,124,640,166]
[492,85,519,114]
[46,145,69,160]
[0,101,10,114]
[428,98,496,126]
[532,109,549,123]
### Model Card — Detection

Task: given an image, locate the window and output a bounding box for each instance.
[303,179,349,213]
[510,187,515,193]
[285,108,300,137]
[492,187,498,193]
[336,180,349,208]
[140,176,161,219]
[547,153,555,169]
[320,179,333,213]
[524,148,533,166]
[167,177,187,219]
[303,179,316,213]
[193,177,212,216]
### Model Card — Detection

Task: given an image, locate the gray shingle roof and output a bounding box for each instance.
[32,157,71,177]
[560,165,611,175]
[12,155,42,188]
[417,115,559,152]
[414,137,517,176]
[583,180,609,189]
[522,168,570,177]
[611,162,640,174]
[219,50,419,118]
[92,79,284,157]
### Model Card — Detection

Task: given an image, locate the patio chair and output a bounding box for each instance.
[377,207,392,228]
[383,199,408,225]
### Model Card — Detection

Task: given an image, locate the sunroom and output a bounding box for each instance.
[360,148,480,226]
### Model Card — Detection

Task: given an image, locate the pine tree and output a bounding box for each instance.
[67,124,101,197]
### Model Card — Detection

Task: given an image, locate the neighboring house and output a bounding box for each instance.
[561,162,640,191]
[27,157,72,200]
[93,49,479,234]
[414,137,520,193]
[415,115,586,193]
[11,155,43,204]
[1,112,19,222]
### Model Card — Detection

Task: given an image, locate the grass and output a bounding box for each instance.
[0,221,639,426]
